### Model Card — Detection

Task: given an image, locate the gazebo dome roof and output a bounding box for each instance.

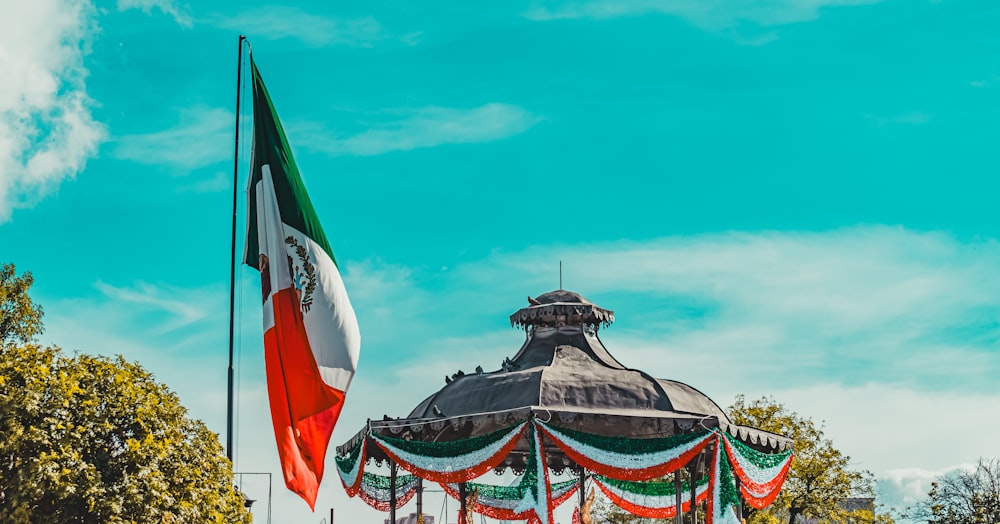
[410,291,730,426]
[397,290,799,453]
[337,291,795,519]
[345,290,789,458]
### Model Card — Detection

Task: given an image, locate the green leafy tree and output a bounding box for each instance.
[0,264,250,523]
[729,395,893,524]
[0,264,43,347]
[908,458,1000,524]
[576,394,897,524]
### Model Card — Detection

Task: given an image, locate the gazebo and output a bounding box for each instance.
[336,290,794,524]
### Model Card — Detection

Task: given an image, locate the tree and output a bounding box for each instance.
[583,395,896,524]
[0,344,252,523]
[909,458,1000,524]
[0,263,250,522]
[0,264,43,347]
[729,395,893,524]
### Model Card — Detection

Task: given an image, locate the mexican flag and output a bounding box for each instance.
[243,57,361,509]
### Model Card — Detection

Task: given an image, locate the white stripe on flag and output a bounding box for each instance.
[256,163,360,392]
[256,165,292,333]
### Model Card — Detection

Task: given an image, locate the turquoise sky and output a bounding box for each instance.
[3,0,999,522]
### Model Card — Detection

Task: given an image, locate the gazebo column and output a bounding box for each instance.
[689,458,699,524]
[388,461,398,524]
[459,481,467,524]
[674,469,683,524]
[735,475,743,522]
[416,477,424,524]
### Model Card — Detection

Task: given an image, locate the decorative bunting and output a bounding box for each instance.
[372,422,527,483]
[593,474,709,519]
[520,423,554,524]
[440,478,578,521]
[357,472,420,511]
[721,432,793,508]
[537,421,715,481]
[707,434,741,524]
[335,436,367,496]
[340,420,793,522]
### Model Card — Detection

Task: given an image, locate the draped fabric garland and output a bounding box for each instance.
[525,423,554,524]
[593,474,709,519]
[707,434,742,524]
[335,435,367,496]
[440,478,578,521]
[721,432,794,509]
[371,422,528,483]
[336,419,792,522]
[536,420,715,481]
[357,472,420,511]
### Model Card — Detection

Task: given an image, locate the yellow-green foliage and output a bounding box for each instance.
[0,264,251,523]
[0,264,44,348]
[0,345,253,523]
[729,395,893,524]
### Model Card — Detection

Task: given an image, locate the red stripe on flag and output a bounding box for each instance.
[265,287,346,509]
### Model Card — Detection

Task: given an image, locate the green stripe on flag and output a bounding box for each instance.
[244,57,337,268]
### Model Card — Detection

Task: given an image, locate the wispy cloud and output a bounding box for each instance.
[39,280,232,426]
[762,384,997,512]
[212,7,383,47]
[458,227,1000,390]
[117,0,192,27]
[865,111,931,126]
[525,0,880,30]
[879,463,977,509]
[326,226,1000,397]
[94,280,224,333]
[295,103,543,156]
[969,73,1000,88]
[178,171,230,193]
[113,107,232,170]
[0,0,105,222]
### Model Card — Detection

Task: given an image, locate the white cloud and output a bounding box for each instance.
[0,0,105,222]
[93,280,223,333]
[113,107,233,170]
[878,463,977,510]
[178,171,230,193]
[117,0,191,27]
[761,384,996,513]
[213,7,383,47]
[451,227,1000,390]
[296,103,543,156]
[526,0,880,30]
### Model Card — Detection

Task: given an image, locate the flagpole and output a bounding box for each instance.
[227,34,247,463]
